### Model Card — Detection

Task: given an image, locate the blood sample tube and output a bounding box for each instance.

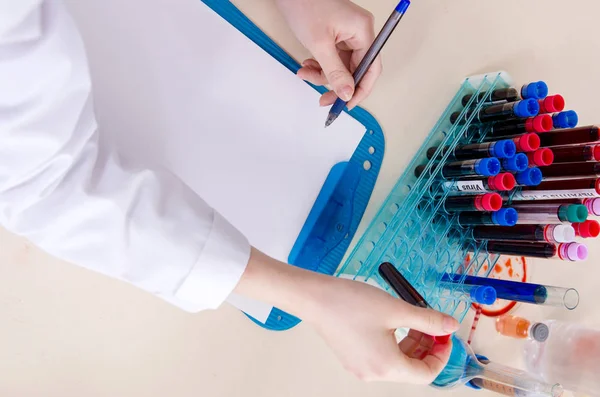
[443,193,502,213]
[469,377,543,397]
[538,95,565,114]
[505,198,600,215]
[440,173,516,194]
[552,110,578,129]
[495,315,550,341]
[515,167,542,186]
[572,220,600,238]
[470,241,587,261]
[415,157,500,178]
[539,161,600,180]
[512,203,588,224]
[427,139,516,161]
[526,148,554,167]
[488,115,553,137]
[442,274,581,308]
[501,153,529,172]
[551,145,600,164]
[538,125,600,147]
[512,178,600,201]
[457,208,518,227]
[450,98,539,124]
[484,133,540,153]
[461,87,520,107]
[520,81,548,99]
[471,224,576,243]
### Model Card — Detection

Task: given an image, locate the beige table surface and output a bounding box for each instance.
[1,0,600,396]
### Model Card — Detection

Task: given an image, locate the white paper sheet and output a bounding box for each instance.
[66,0,365,322]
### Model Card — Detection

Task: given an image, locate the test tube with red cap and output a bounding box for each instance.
[512,178,600,201]
[521,81,549,99]
[440,173,516,195]
[457,208,518,227]
[471,224,576,244]
[552,110,578,129]
[470,241,587,261]
[539,162,600,180]
[539,125,600,147]
[443,193,502,213]
[513,203,588,224]
[427,139,516,161]
[505,198,600,216]
[527,148,554,167]
[538,95,565,114]
[551,145,600,164]
[488,115,553,137]
[461,87,520,107]
[484,133,540,153]
[572,220,600,238]
[450,98,540,124]
[415,157,501,179]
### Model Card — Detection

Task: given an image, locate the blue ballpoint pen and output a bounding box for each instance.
[324,0,411,127]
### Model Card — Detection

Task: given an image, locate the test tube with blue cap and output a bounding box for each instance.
[427,139,516,161]
[438,282,497,305]
[457,208,518,227]
[415,157,501,179]
[515,167,543,186]
[450,98,540,125]
[501,153,529,172]
[552,110,578,129]
[520,81,549,99]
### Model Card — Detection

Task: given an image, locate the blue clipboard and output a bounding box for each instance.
[202,0,385,331]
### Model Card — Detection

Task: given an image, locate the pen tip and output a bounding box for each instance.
[325,113,338,128]
[324,120,333,128]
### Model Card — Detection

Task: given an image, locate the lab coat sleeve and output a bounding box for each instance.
[0,0,251,312]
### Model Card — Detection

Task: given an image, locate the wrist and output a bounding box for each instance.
[234,247,332,321]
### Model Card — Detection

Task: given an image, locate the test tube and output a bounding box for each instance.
[572,220,600,238]
[505,198,600,215]
[501,153,529,172]
[551,145,600,164]
[457,208,518,227]
[538,125,600,147]
[487,115,553,137]
[443,193,502,213]
[470,240,587,261]
[495,315,550,342]
[526,148,554,167]
[415,158,501,178]
[470,378,552,397]
[512,203,588,224]
[537,95,565,114]
[515,168,543,186]
[442,274,581,309]
[427,140,516,161]
[538,161,600,180]
[484,133,540,153]
[440,173,516,195]
[471,224,576,243]
[511,178,600,201]
[438,282,497,305]
[461,87,520,107]
[520,81,549,99]
[450,98,539,124]
[552,110,578,129]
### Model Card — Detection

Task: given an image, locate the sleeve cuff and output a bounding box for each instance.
[174,211,250,311]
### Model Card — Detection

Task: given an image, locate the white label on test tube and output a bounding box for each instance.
[513,189,599,201]
[444,180,487,193]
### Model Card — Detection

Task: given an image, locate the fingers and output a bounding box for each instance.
[346,56,382,110]
[319,91,338,107]
[310,44,355,102]
[297,59,328,86]
[395,304,460,336]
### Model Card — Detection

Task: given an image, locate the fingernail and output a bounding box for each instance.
[340,85,353,102]
[434,334,451,344]
[443,316,459,332]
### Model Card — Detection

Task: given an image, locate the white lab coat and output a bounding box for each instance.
[0,0,250,312]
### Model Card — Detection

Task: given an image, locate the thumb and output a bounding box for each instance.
[311,44,355,102]
[400,305,460,336]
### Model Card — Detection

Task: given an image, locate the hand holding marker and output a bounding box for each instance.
[325,0,410,127]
